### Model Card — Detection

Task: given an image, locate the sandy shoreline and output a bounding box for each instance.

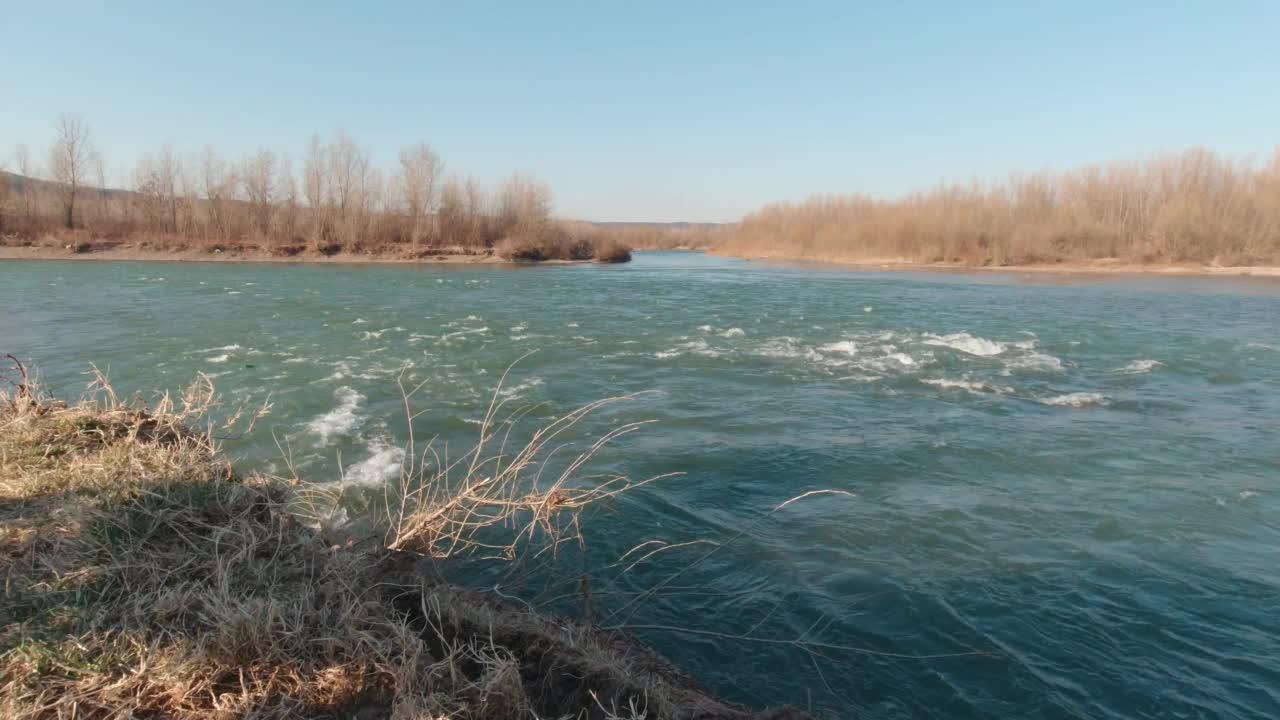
[0,244,588,265]
[714,251,1280,279]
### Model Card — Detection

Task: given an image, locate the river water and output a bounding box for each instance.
[3,251,1278,718]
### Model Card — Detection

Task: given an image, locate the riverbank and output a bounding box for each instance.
[0,376,797,719]
[0,243,609,265]
[716,250,1280,278]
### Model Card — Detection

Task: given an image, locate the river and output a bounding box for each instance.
[3,251,1277,719]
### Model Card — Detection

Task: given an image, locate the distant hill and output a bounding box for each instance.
[1,170,134,200]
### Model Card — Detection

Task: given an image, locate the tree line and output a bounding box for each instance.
[0,114,631,262]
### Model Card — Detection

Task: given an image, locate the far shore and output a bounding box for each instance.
[713,250,1280,279]
[6,243,1279,278]
[0,243,592,265]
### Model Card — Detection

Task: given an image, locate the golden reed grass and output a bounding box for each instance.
[721,147,1280,266]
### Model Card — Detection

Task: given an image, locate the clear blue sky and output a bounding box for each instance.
[3,1,1278,222]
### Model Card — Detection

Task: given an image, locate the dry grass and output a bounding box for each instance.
[0,366,800,719]
[492,222,636,263]
[722,147,1280,266]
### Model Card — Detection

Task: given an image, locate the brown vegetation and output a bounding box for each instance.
[592,236,634,263]
[593,223,723,252]
[2,117,633,263]
[0,366,807,719]
[721,148,1280,266]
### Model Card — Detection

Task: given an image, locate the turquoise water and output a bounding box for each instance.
[3,251,1278,718]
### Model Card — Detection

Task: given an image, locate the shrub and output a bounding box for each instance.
[494,233,548,261]
[593,237,633,263]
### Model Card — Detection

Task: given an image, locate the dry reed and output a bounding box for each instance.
[722,147,1280,266]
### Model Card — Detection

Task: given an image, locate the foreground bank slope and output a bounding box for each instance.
[0,386,798,719]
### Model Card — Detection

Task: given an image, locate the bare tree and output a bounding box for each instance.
[465,176,489,246]
[327,131,371,245]
[89,149,110,230]
[437,175,466,247]
[394,142,442,251]
[357,165,384,247]
[133,153,165,230]
[497,173,553,234]
[155,145,181,233]
[303,135,329,246]
[47,114,95,228]
[242,149,276,237]
[275,154,299,240]
[328,131,361,222]
[10,145,39,228]
[200,147,238,242]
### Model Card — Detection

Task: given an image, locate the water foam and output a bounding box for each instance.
[656,339,722,359]
[922,377,1011,394]
[499,377,545,400]
[1115,359,1161,374]
[759,336,929,376]
[923,332,1006,356]
[1005,352,1065,372]
[922,378,989,393]
[321,360,354,382]
[207,354,230,363]
[1040,392,1108,408]
[307,386,366,444]
[755,337,803,359]
[819,340,858,356]
[342,439,405,487]
[440,327,489,342]
[721,327,746,338]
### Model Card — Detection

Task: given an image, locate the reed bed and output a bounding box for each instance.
[722,148,1280,266]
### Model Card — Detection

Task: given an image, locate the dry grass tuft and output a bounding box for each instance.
[0,367,799,719]
[375,370,672,562]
